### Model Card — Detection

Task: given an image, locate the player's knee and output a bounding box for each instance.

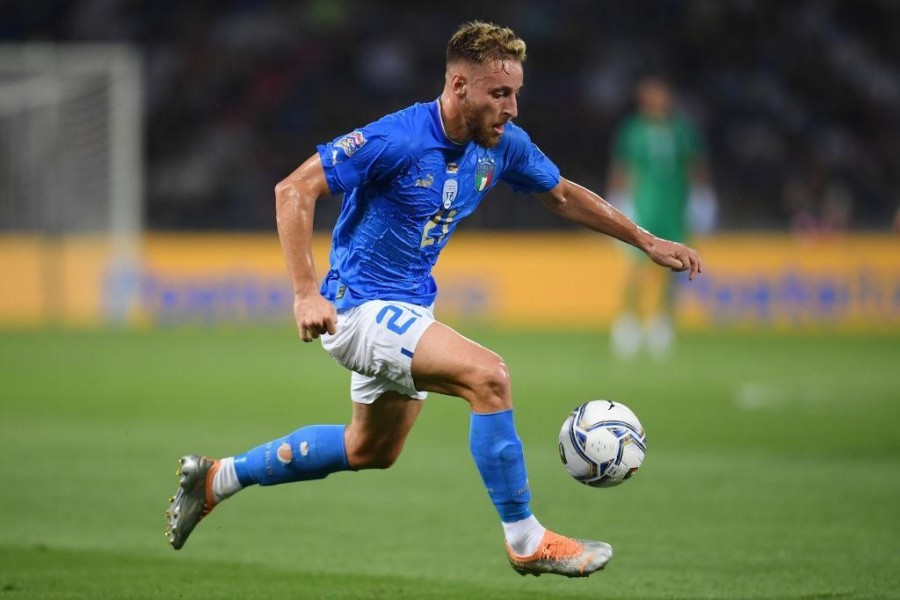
[468,356,511,411]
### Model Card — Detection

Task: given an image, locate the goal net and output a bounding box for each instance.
[0,44,142,325]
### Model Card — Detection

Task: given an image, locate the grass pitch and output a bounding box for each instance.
[1,327,898,599]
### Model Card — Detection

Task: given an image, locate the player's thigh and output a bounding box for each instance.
[410,321,511,408]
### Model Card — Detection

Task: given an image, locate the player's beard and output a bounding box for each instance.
[461,97,503,148]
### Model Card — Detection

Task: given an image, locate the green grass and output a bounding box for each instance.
[1,327,899,599]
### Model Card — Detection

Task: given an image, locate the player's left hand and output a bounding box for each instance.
[646,238,702,280]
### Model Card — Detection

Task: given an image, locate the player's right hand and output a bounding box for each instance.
[292,292,337,342]
[645,237,703,280]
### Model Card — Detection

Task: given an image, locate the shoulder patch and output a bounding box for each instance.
[335,131,367,157]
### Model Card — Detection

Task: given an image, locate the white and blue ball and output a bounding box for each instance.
[558,400,647,488]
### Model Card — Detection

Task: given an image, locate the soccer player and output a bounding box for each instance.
[165,21,702,578]
[608,76,713,358]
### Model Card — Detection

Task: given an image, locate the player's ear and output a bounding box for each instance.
[450,72,467,98]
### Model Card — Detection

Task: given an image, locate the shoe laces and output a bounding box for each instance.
[539,532,583,560]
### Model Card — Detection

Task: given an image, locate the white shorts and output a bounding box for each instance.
[320,300,435,404]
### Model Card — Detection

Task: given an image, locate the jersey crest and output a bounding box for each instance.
[474,156,495,192]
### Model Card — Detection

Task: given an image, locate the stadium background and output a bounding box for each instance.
[1,2,899,599]
[1,0,898,330]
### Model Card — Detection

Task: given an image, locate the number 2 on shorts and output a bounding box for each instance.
[376,305,419,335]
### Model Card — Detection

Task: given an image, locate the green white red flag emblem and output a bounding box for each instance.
[474,156,495,192]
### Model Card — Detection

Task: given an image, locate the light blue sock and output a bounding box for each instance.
[233,424,350,487]
[469,409,533,523]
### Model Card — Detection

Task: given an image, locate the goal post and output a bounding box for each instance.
[0,43,143,326]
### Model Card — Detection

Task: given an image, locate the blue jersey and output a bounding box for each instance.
[317,100,560,310]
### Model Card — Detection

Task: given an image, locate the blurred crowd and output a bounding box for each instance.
[2,0,898,231]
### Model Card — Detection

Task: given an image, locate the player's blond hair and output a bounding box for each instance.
[446,21,526,66]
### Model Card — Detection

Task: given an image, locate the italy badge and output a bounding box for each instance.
[474,156,495,192]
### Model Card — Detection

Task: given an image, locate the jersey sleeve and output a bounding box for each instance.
[317,115,413,194]
[500,127,561,193]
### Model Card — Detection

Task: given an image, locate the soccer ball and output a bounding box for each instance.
[558,400,647,488]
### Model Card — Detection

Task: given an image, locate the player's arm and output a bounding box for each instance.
[274,153,337,342]
[536,177,702,279]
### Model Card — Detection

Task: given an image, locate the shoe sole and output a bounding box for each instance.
[511,563,607,578]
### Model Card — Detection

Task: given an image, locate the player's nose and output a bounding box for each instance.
[504,95,518,119]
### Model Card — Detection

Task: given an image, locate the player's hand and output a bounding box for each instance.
[293,292,337,342]
[646,238,703,280]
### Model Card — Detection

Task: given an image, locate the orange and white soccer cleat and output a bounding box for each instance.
[506,530,613,577]
[164,455,219,550]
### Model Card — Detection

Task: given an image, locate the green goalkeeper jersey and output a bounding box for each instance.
[613,114,703,242]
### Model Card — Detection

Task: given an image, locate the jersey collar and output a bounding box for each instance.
[433,98,467,147]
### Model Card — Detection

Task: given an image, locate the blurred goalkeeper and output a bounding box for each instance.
[608,76,715,358]
[165,21,701,578]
